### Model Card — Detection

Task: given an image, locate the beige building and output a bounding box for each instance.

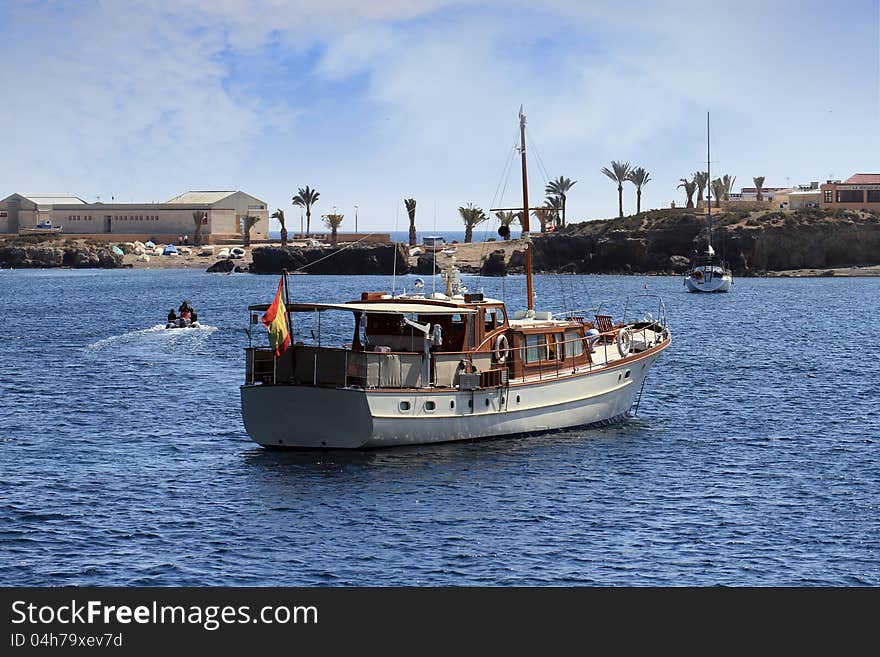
[787,186,822,209]
[820,174,880,210]
[0,190,269,243]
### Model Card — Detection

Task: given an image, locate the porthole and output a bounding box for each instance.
[485,398,490,407]
[425,401,436,411]
[624,370,631,379]
[468,400,473,408]
[450,400,455,409]
[501,396,505,404]
[516,395,521,403]
[399,401,411,412]
[618,373,622,381]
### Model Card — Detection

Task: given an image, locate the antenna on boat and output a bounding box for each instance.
[392,199,400,296]
[519,106,535,312]
[706,111,713,254]
[282,268,293,343]
[432,200,438,294]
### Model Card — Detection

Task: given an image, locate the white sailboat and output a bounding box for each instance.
[240,109,672,449]
[684,112,733,293]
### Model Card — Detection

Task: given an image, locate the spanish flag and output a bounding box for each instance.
[262,277,290,356]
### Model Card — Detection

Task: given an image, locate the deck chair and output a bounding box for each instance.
[594,315,618,343]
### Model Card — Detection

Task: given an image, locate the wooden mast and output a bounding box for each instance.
[519,106,534,311]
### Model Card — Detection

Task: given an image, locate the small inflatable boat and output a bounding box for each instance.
[165,318,201,329]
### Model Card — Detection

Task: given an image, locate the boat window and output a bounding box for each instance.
[566,330,584,358]
[523,334,547,363]
[466,314,475,350]
[399,401,411,412]
[546,334,563,360]
[485,308,497,332]
[425,400,436,412]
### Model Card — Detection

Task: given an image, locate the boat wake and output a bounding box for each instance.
[87,324,219,350]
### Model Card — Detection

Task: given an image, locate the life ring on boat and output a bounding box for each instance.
[693,270,703,280]
[617,328,632,357]
[493,333,510,364]
[642,312,653,324]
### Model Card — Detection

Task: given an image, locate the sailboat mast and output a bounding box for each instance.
[519,107,534,311]
[706,111,713,252]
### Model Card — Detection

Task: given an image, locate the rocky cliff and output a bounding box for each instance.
[250,243,409,275]
[0,237,123,269]
[530,208,880,275]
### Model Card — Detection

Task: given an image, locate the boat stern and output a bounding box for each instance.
[240,384,374,449]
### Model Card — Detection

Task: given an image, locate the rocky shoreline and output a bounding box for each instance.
[0,237,122,269]
[4,208,880,277]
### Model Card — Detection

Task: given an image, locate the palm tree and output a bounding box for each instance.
[545,176,577,227]
[544,195,563,230]
[458,203,487,243]
[242,214,260,247]
[722,174,736,201]
[711,179,725,209]
[753,176,766,202]
[678,178,697,209]
[601,161,632,217]
[533,206,553,233]
[495,211,518,240]
[191,210,205,246]
[626,167,651,214]
[271,208,288,247]
[292,186,320,237]
[323,213,344,246]
[404,198,417,246]
[694,171,709,205]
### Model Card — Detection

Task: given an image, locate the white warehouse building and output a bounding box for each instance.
[0,190,269,244]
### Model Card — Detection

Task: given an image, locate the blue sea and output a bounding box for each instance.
[1,269,878,586]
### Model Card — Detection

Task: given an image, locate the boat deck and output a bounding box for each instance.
[513,326,664,384]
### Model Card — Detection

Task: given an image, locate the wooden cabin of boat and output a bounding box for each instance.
[245,286,665,393]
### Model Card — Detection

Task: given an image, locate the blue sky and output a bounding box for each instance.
[1,0,878,231]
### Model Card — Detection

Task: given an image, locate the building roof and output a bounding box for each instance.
[164,191,239,204]
[843,174,880,185]
[20,194,86,205]
[739,187,787,193]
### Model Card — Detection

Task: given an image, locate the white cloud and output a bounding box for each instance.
[1,0,876,226]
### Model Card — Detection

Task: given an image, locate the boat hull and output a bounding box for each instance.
[684,271,732,293]
[240,348,665,449]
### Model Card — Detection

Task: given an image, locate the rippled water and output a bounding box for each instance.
[1,268,878,585]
